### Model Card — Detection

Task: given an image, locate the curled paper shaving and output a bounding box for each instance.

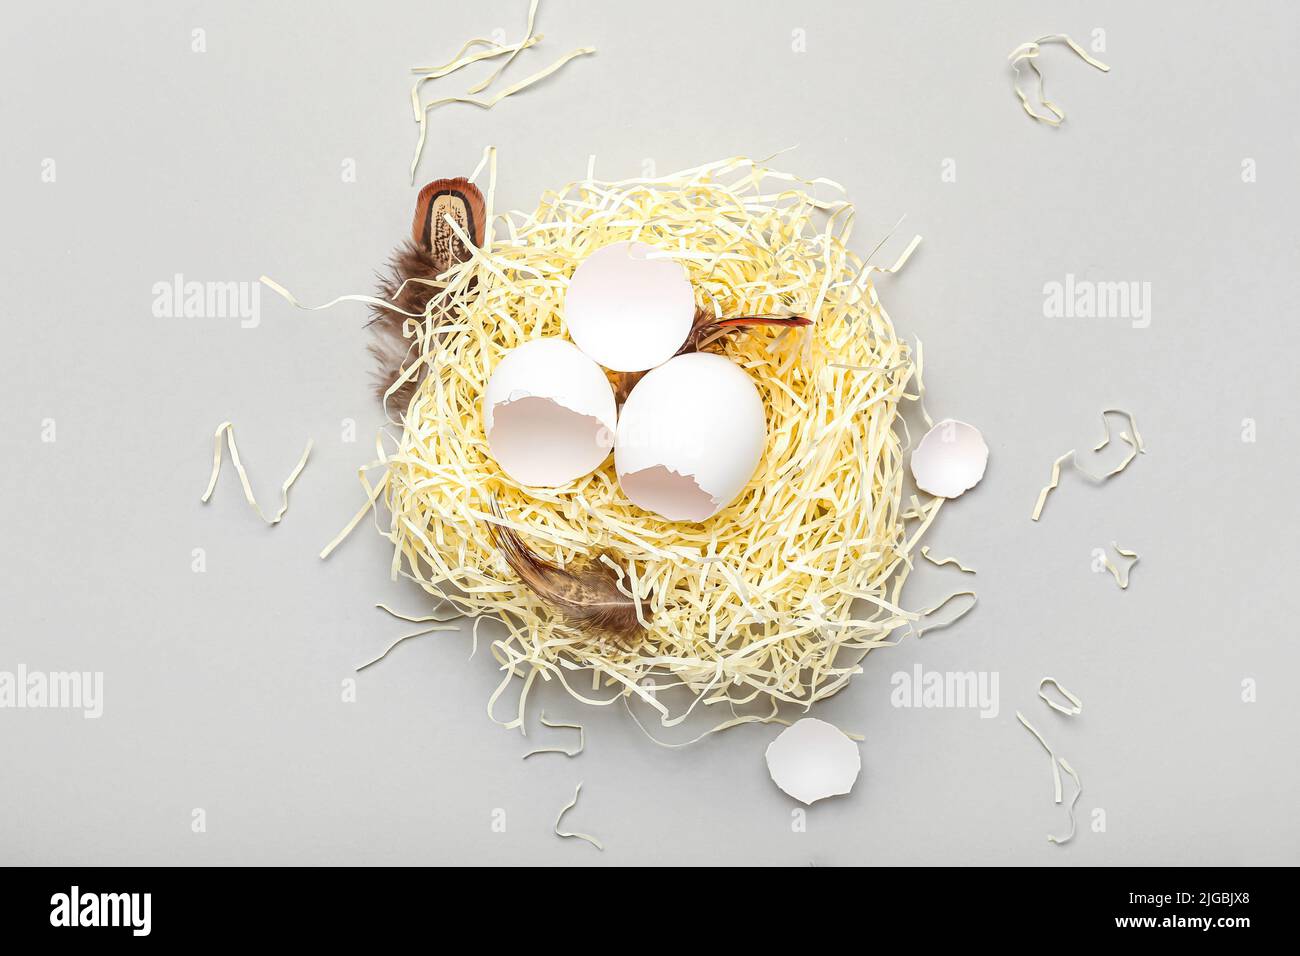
[1016,710,1082,844]
[200,422,312,526]
[1102,541,1139,589]
[1038,677,1082,716]
[1049,757,1082,845]
[920,546,976,575]
[1031,450,1074,522]
[523,711,585,758]
[1031,408,1145,520]
[913,590,978,638]
[553,783,603,850]
[1008,33,1110,126]
[1016,710,1062,804]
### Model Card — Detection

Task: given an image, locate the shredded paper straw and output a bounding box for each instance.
[275,151,963,743]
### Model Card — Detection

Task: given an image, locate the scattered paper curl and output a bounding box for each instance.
[523,711,585,759]
[1031,409,1146,520]
[1016,710,1082,845]
[1038,677,1082,716]
[200,422,312,526]
[554,783,603,851]
[407,0,594,182]
[1101,542,1140,589]
[920,546,976,575]
[1008,33,1110,126]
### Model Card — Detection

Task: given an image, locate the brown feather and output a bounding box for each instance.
[369,177,487,413]
[412,176,486,256]
[486,499,644,644]
[367,241,446,412]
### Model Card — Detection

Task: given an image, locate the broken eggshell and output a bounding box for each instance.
[910,419,989,499]
[563,240,696,373]
[764,718,861,805]
[483,338,617,487]
[614,352,766,522]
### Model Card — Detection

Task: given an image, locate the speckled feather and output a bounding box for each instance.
[486,499,643,642]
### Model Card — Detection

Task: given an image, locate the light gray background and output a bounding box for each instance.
[2,0,1297,866]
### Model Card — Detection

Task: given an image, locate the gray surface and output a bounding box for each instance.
[2,0,1298,866]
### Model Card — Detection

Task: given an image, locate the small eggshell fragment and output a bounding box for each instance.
[614,353,766,522]
[910,419,989,499]
[764,718,861,805]
[564,240,696,372]
[483,338,616,487]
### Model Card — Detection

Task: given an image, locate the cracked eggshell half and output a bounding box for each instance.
[483,338,617,487]
[564,240,696,372]
[764,718,861,805]
[614,352,766,522]
[910,419,988,499]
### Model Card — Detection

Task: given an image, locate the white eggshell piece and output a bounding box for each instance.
[564,240,696,372]
[615,353,766,522]
[910,419,989,499]
[764,718,861,806]
[483,338,616,487]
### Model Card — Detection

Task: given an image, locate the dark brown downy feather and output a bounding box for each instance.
[368,241,446,412]
[486,499,644,644]
[369,177,487,414]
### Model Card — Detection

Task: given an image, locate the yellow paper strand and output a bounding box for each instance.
[200,422,312,526]
[1032,409,1146,521]
[523,711,585,758]
[1009,33,1110,126]
[1102,541,1140,589]
[407,0,593,182]
[919,546,976,574]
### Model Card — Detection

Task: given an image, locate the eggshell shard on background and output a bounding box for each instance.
[483,338,617,487]
[910,419,989,499]
[564,240,696,372]
[614,353,767,522]
[764,718,862,805]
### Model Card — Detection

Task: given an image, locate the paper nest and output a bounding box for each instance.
[362,152,939,741]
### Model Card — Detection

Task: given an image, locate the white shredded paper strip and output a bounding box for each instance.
[553,783,603,850]
[1038,677,1083,716]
